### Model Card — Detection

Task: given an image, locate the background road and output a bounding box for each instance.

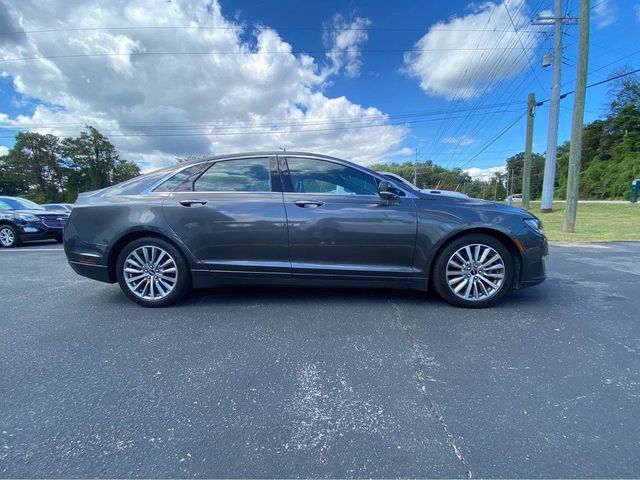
[1,242,639,478]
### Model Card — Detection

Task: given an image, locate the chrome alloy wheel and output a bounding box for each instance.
[0,226,15,247]
[445,243,505,302]
[123,245,178,301]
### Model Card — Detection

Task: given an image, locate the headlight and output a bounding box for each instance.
[524,218,544,235]
[15,213,40,222]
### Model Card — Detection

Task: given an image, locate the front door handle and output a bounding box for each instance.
[179,199,208,207]
[294,200,324,208]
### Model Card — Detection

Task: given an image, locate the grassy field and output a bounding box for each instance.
[526,203,640,242]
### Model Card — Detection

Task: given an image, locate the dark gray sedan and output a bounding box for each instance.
[64,152,547,308]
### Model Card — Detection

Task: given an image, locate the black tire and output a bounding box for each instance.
[432,233,514,308]
[116,236,191,307]
[0,224,21,248]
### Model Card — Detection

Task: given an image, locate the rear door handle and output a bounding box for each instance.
[294,200,324,208]
[179,199,208,207]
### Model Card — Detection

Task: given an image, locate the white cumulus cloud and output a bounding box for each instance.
[323,14,372,78]
[593,0,616,29]
[0,0,406,171]
[403,0,541,99]
[0,145,9,156]
[464,165,506,180]
[443,135,475,146]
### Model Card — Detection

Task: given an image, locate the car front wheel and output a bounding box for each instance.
[0,224,21,248]
[432,233,514,308]
[116,237,191,307]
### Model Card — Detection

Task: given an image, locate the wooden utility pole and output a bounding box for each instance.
[522,92,536,209]
[414,148,418,186]
[534,1,578,213]
[539,0,563,212]
[510,168,514,198]
[564,0,590,232]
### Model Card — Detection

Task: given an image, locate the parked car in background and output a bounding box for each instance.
[65,152,547,309]
[0,196,69,248]
[379,171,470,199]
[41,203,74,213]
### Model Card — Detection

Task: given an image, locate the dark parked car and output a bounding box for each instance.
[0,196,69,247]
[42,203,74,213]
[379,171,470,199]
[64,152,547,308]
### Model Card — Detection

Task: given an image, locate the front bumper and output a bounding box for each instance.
[19,225,64,241]
[516,231,548,289]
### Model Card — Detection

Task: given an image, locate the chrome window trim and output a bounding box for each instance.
[279,154,417,199]
[171,191,280,195]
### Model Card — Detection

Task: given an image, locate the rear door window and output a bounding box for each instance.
[194,158,271,192]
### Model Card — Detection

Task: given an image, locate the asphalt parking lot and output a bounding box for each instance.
[1,242,639,478]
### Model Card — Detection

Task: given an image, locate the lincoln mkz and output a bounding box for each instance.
[64,152,547,308]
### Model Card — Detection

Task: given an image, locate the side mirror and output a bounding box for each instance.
[378,180,399,201]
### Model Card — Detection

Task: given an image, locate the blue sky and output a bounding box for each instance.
[0,0,638,177]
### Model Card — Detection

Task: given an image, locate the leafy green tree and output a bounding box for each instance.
[0,126,140,202]
[60,126,121,191]
[2,132,64,202]
[112,159,141,183]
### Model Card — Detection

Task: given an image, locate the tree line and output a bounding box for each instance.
[0,126,140,203]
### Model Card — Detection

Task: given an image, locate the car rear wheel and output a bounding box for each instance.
[0,224,21,248]
[432,233,514,308]
[116,237,191,307]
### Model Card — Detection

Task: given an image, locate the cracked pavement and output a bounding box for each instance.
[1,242,639,478]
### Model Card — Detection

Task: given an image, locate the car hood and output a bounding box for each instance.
[463,197,531,215]
[417,193,535,218]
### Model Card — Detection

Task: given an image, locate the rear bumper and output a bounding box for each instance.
[68,260,111,283]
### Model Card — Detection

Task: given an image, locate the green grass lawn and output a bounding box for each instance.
[526,203,640,242]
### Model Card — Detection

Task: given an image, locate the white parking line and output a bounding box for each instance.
[0,248,64,252]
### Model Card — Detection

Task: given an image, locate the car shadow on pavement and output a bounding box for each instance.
[186,285,436,306]
[100,282,549,311]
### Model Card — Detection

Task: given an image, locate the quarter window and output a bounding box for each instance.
[194,158,271,192]
[286,157,378,196]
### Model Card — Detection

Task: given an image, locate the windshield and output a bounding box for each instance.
[0,197,45,210]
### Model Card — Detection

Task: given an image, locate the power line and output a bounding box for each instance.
[431,0,553,166]
[537,67,640,105]
[420,0,539,166]
[0,46,552,63]
[503,0,546,91]
[561,49,640,89]
[458,111,527,168]
[434,34,544,168]
[0,101,525,130]
[0,25,554,36]
[0,109,525,139]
